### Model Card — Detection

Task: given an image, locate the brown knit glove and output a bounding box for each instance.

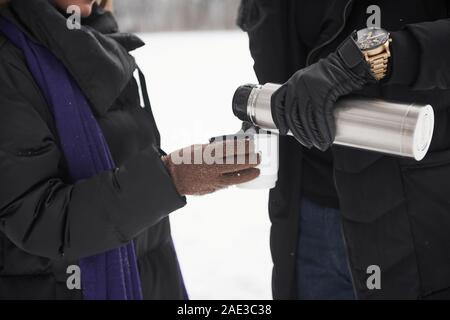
[162,138,260,196]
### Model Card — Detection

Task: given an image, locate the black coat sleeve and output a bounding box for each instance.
[0,55,186,261]
[388,17,450,90]
[238,0,303,84]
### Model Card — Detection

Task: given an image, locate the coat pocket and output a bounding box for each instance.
[334,148,421,297]
[332,146,384,174]
[400,149,450,296]
[333,147,403,223]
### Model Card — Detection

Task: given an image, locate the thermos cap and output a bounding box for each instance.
[232,84,258,123]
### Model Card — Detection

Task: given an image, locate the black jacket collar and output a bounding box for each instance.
[1,0,145,116]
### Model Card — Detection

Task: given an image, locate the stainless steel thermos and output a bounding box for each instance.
[232,83,435,161]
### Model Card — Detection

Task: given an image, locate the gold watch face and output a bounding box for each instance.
[355,27,390,51]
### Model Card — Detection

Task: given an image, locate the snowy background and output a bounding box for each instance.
[113,0,241,32]
[132,31,273,300]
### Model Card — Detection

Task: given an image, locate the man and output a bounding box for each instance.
[239,0,450,299]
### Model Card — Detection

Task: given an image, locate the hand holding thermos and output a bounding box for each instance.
[232,32,434,161]
[272,36,375,151]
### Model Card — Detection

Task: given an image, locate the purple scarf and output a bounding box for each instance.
[0,17,143,300]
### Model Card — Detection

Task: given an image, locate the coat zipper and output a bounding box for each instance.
[305,0,354,66]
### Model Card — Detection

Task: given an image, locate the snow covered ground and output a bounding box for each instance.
[132,31,273,300]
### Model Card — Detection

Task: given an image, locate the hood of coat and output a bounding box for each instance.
[0,0,145,116]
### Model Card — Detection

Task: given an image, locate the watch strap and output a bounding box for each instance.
[366,51,390,80]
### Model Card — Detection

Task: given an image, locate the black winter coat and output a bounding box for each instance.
[239,0,450,299]
[0,1,186,299]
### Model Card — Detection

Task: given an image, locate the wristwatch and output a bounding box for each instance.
[353,27,392,81]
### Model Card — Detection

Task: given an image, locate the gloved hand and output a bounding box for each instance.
[272,36,376,151]
[162,138,261,196]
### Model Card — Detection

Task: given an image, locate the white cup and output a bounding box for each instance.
[237,130,279,189]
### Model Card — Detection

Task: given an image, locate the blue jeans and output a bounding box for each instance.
[296,198,355,300]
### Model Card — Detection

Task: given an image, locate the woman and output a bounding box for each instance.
[0,0,259,299]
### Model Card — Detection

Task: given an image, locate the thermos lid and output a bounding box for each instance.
[232,84,258,123]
